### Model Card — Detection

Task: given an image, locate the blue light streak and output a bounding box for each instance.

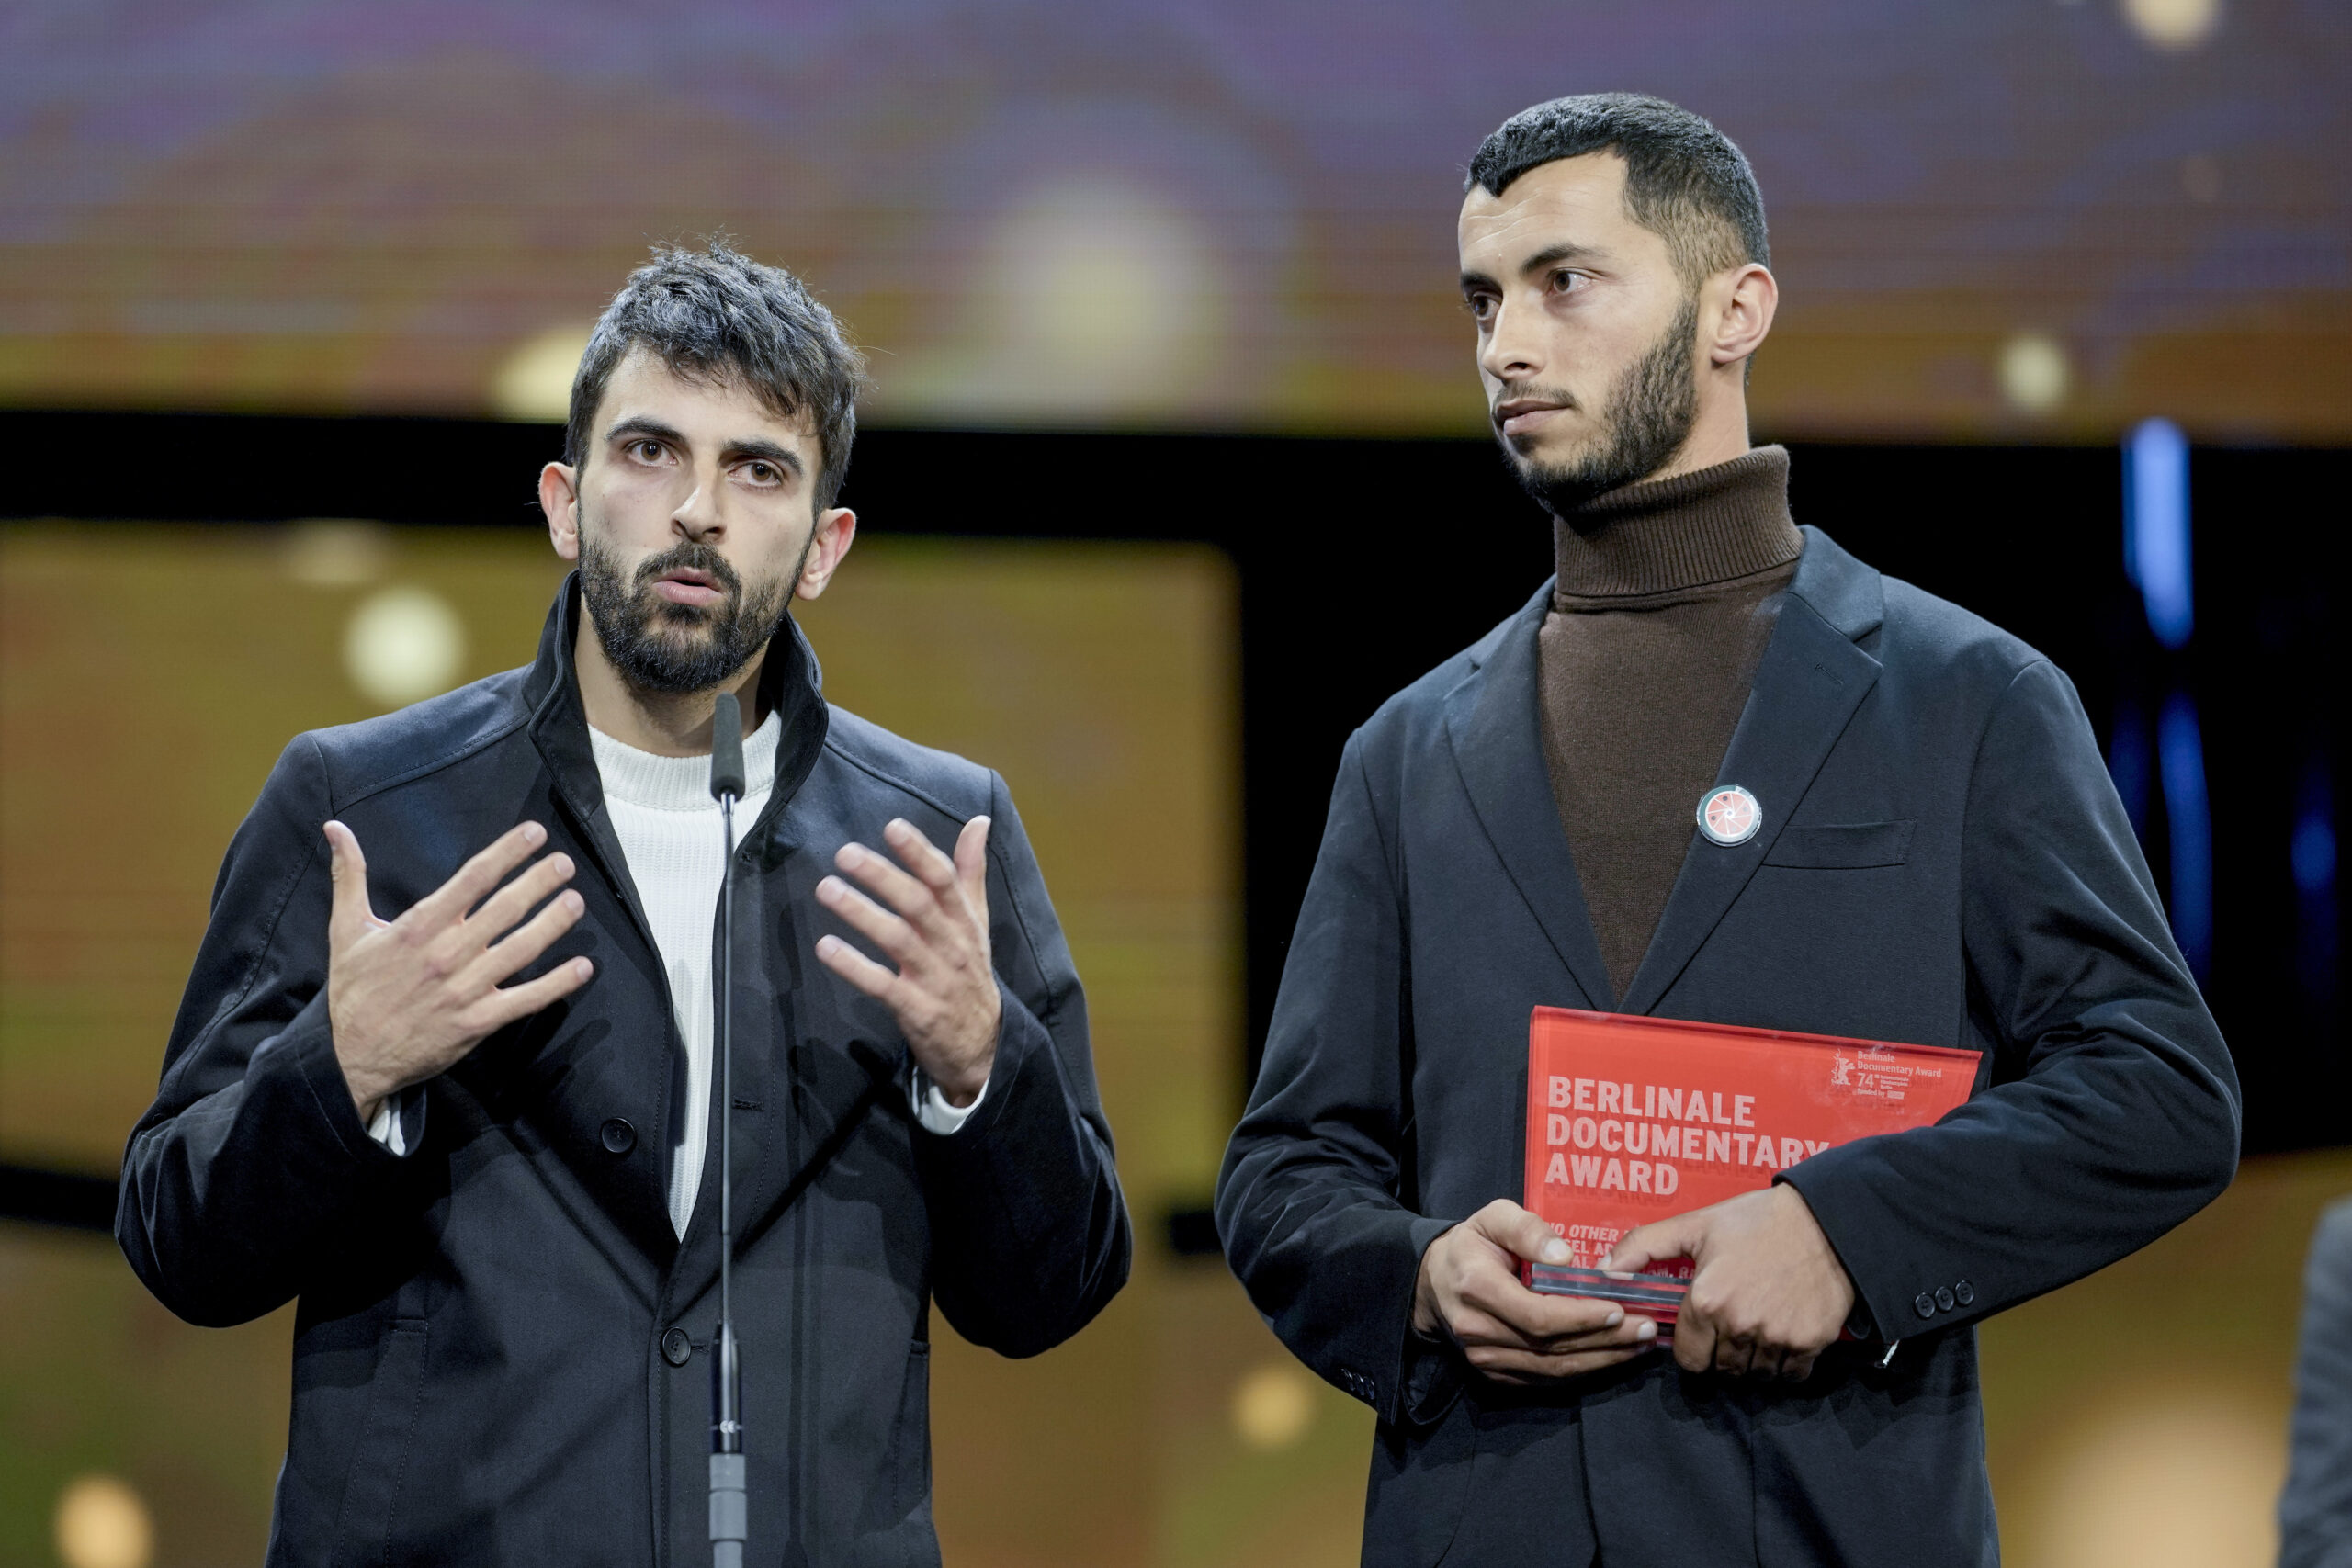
[2156,691,2211,976]
[2124,418,2193,649]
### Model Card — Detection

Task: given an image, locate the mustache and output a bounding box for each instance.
[1491,384,1582,424]
[633,541,743,602]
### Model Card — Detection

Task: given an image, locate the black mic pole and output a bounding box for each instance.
[707,692,747,1568]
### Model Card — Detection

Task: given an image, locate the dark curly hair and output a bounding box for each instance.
[564,241,868,510]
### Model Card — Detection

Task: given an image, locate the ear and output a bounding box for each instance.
[540,461,582,562]
[1707,262,1778,371]
[794,507,858,602]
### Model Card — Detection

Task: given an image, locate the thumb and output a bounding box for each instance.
[1474,1200,1573,1267]
[955,815,991,916]
[322,821,374,946]
[1600,1212,1704,1275]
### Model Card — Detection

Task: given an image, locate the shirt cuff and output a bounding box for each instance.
[910,1068,989,1135]
[366,1089,413,1157]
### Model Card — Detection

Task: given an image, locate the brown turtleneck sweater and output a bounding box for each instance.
[1538,446,1805,999]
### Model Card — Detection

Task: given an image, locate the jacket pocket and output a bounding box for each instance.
[1763,820,1914,869]
[331,1319,429,1568]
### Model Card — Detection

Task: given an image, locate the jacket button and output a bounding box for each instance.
[1954,1280,1975,1306]
[602,1118,636,1155]
[1914,1292,1937,1319]
[1935,1286,1956,1313]
[662,1327,693,1366]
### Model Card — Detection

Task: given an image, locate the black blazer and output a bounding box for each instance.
[1216,527,2237,1567]
[119,579,1131,1567]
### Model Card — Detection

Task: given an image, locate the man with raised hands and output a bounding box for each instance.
[119,242,1129,1567]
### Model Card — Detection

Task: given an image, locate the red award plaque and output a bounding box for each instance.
[1521,1008,1979,1329]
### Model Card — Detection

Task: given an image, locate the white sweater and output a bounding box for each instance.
[368,710,981,1236]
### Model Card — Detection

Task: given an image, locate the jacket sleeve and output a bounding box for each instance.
[912,773,1132,1357]
[1781,659,2240,1340]
[116,735,419,1327]
[1215,734,1457,1426]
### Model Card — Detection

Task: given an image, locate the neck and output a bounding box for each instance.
[572,618,765,757]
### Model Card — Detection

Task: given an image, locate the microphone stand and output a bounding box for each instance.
[707,693,747,1568]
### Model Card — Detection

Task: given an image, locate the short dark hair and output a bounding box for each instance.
[565,241,867,510]
[1467,94,1769,286]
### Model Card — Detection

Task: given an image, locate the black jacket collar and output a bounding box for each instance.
[521,572,832,835]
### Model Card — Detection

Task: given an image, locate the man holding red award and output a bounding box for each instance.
[1215,94,2238,1566]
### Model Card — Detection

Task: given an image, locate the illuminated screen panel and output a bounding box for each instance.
[0,1,2346,440]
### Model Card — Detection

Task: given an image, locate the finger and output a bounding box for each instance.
[462,852,578,948]
[466,889,586,987]
[953,815,991,919]
[1781,1351,1820,1383]
[1469,1200,1574,1269]
[1600,1213,1704,1275]
[1464,1344,1651,1382]
[1453,1292,1624,1351]
[880,818,960,896]
[814,932,908,1003]
[1745,1342,1787,1381]
[1672,1310,1717,1375]
[471,955,595,1032]
[832,844,947,938]
[1714,1333,1758,1378]
[323,821,379,948]
[1473,1285,1628,1344]
[817,876,922,964]
[413,822,549,928]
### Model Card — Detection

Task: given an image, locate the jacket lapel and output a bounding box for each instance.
[1444,584,1618,1011]
[1617,527,1885,1014]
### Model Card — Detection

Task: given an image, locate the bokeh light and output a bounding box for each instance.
[283,519,391,588]
[1999,333,2072,415]
[2122,0,2222,51]
[1230,1362,1317,1450]
[54,1474,154,1568]
[492,324,594,423]
[344,584,468,708]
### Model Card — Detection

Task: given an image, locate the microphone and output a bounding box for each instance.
[707,692,746,1568]
[709,692,746,802]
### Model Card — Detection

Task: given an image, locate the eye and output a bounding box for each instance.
[1464,291,1498,323]
[627,439,666,464]
[1548,268,1587,294]
[740,461,782,486]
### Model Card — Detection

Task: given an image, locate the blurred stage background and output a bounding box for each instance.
[1,2,2346,1565]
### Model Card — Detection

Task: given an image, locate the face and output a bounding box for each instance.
[1458,153,1701,513]
[538,346,854,694]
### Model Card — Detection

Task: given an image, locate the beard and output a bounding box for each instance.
[577,525,803,695]
[1499,292,1701,517]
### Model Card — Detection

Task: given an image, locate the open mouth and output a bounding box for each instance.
[649,565,727,610]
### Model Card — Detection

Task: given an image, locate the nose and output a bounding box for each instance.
[673,479,721,541]
[1479,293,1545,386]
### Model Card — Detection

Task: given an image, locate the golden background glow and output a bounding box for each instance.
[0,523,2333,1562]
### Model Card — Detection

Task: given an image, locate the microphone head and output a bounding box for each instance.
[708,693,747,800]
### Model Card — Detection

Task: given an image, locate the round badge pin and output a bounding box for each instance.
[1697,784,1762,847]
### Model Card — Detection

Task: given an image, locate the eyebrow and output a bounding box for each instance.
[604,416,805,478]
[1459,241,1611,295]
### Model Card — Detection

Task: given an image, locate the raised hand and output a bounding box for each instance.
[1600,1183,1855,1381]
[812,817,1000,1106]
[1412,1199,1657,1384]
[323,819,595,1124]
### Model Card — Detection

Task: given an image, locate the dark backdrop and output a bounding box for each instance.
[4,412,2339,1176]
